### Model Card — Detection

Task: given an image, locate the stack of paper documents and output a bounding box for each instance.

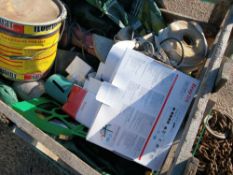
[74,41,199,170]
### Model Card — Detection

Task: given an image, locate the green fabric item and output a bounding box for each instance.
[85,0,166,33]
[134,0,166,34]
[71,0,118,36]
[85,0,129,28]
[0,84,18,105]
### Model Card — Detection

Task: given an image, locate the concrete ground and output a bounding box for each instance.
[0,122,69,175]
[161,0,215,22]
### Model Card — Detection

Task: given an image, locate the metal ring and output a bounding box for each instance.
[204,111,233,139]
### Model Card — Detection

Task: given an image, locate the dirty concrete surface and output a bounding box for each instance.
[162,0,215,22]
[0,122,69,175]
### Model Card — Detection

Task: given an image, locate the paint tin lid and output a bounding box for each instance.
[0,0,60,23]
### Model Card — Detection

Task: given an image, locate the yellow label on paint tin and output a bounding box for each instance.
[0,30,59,81]
[24,23,62,36]
[0,0,67,81]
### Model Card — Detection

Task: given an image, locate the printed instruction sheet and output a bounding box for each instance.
[87,45,199,170]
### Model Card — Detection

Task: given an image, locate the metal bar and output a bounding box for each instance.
[208,0,233,26]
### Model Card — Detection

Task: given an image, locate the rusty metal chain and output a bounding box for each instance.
[195,110,233,175]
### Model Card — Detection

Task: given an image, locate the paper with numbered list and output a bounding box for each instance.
[87,46,199,171]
